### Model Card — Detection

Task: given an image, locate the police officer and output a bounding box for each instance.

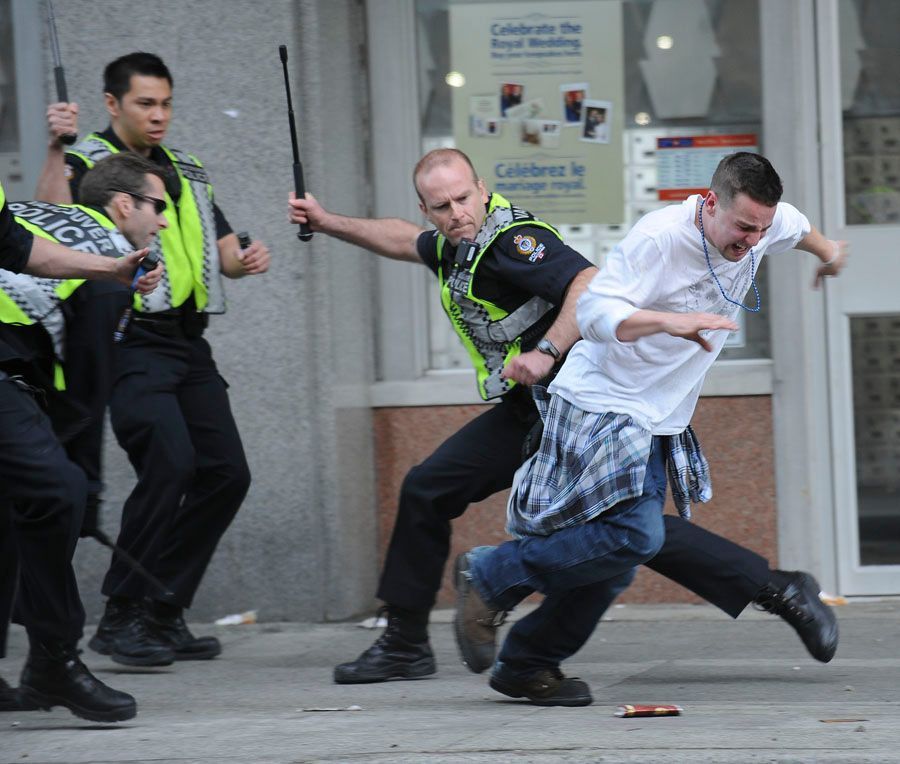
[0,166,162,721]
[288,147,838,685]
[38,52,270,667]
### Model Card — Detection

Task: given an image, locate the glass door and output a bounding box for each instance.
[820,0,900,594]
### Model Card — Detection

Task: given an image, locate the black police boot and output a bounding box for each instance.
[754,570,839,663]
[146,601,221,661]
[88,598,175,667]
[0,674,37,712]
[18,640,137,722]
[333,607,435,684]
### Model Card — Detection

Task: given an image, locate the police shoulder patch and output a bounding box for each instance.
[514,234,537,256]
[512,233,547,263]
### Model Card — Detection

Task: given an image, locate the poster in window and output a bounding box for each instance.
[450,2,624,225]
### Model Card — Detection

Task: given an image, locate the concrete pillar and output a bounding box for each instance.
[45,0,378,621]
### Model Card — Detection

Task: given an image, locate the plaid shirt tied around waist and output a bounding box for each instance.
[506,386,712,538]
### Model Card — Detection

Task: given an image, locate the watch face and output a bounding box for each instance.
[538,339,560,359]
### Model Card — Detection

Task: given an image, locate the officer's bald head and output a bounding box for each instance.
[413,149,480,202]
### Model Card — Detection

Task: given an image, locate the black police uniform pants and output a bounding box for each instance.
[62,281,132,504]
[377,392,772,618]
[103,325,251,608]
[0,378,86,658]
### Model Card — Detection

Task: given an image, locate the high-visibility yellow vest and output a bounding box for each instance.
[437,193,562,400]
[67,134,225,313]
[0,201,129,368]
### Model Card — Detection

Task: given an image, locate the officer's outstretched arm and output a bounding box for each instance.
[288,191,423,263]
[25,237,161,294]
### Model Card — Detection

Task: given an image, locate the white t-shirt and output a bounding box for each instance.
[550,195,811,434]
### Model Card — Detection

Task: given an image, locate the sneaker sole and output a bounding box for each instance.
[453,554,493,675]
[333,657,436,684]
[18,687,137,722]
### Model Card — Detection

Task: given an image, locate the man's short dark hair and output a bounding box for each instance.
[79,153,164,209]
[710,152,783,207]
[413,148,480,201]
[103,52,173,100]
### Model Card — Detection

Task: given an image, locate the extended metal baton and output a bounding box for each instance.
[279,45,313,242]
[87,528,175,599]
[46,0,77,146]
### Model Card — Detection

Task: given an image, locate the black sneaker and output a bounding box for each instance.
[19,641,137,722]
[334,610,435,684]
[453,552,507,674]
[755,570,839,663]
[489,664,593,707]
[146,603,221,661]
[89,599,175,666]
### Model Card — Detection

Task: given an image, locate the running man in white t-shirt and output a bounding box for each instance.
[453,152,847,707]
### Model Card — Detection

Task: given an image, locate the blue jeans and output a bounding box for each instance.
[468,436,668,675]
[495,569,636,677]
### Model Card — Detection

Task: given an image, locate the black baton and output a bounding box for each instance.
[279,45,313,242]
[86,528,175,599]
[46,0,77,146]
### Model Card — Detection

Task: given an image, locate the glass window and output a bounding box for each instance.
[0,0,20,154]
[850,315,900,565]
[0,0,27,198]
[415,0,768,369]
[840,0,900,225]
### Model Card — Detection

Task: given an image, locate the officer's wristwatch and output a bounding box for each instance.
[536,337,561,361]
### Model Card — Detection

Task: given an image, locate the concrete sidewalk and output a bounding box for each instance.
[1,600,898,763]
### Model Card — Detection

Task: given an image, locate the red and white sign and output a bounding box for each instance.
[656,134,758,201]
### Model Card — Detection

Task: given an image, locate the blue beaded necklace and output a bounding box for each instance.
[698,198,761,313]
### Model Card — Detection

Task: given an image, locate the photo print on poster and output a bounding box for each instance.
[581,99,612,144]
[500,82,524,117]
[561,82,588,125]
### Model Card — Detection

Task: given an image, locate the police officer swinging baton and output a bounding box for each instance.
[46,0,77,146]
[279,45,313,241]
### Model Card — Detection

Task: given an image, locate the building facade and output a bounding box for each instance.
[1,0,896,621]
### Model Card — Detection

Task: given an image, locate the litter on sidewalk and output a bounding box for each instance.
[357,615,388,629]
[615,704,683,718]
[214,610,258,625]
